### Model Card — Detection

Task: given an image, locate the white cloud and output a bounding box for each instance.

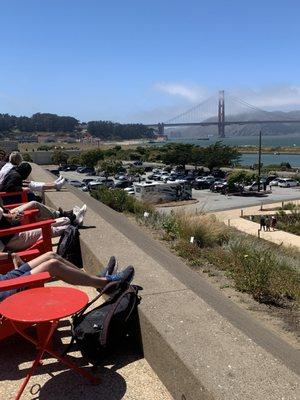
[230,85,300,110]
[153,82,208,102]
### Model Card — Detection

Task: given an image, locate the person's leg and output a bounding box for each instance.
[0,263,32,301]
[6,218,72,252]
[26,250,78,270]
[30,258,109,288]
[50,218,70,237]
[5,228,44,251]
[12,201,59,219]
[29,178,65,192]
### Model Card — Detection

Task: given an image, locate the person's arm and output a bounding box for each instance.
[0,251,12,261]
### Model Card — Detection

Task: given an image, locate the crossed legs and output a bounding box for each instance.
[27,251,110,289]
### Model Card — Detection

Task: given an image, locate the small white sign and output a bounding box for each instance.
[190,236,194,243]
[144,212,149,218]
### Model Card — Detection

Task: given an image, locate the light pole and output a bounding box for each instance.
[257,130,262,191]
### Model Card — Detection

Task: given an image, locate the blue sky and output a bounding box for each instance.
[1,0,300,122]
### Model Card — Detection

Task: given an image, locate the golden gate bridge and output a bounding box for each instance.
[147,90,300,138]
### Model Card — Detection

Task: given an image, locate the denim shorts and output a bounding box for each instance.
[0,263,31,302]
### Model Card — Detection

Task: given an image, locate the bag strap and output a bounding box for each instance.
[100,285,137,346]
[74,281,126,321]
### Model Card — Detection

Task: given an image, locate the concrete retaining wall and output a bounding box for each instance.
[30,164,300,400]
[29,150,80,164]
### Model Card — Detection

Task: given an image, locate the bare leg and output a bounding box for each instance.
[27,251,77,270]
[30,259,108,288]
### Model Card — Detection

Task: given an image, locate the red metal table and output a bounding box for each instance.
[0,286,99,399]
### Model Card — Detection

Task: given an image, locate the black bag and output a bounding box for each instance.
[68,282,141,366]
[56,225,83,268]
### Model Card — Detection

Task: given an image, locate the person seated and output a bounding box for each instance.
[0,149,7,171]
[0,251,134,301]
[0,157,65,193]
[0,202,87,252]
[1,197,87,225]
[0,151,23,185]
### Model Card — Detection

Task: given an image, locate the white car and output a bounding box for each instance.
[278,179,298,188]
[269,178,280,186]
[124,187,135,195]
[243,182,259,191]
[68,180,84,188]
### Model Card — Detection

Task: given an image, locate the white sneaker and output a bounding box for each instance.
[55,175,63,184]
[55,178,66,191]
[74,204,87,226]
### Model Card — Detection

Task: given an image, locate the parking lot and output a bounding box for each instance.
[55,169,300,214]
[159,185,300,214]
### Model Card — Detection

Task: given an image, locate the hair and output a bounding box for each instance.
[9,151,23,166]
[0,149,6,161]
[16,162,32,180]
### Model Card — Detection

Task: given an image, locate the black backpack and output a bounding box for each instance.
[67,282,141,366]
[56,225,83,268]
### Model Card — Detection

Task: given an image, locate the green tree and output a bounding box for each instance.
[202,141,241,171]
[227,170,256,189]
[68,155,81,165]
[80,149,103,168]
[22,152,33,162]
[52,150,69,165]
[161,144,196,168]
[97,159,123,176]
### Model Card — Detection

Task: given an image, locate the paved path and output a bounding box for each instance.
[213,201,300,251]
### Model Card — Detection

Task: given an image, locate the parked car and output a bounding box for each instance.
[193,176,215,190]
[269,178,280,186]
[278,178,298,188]
[88,181,104,190]
[263,175,277,185]
[211,169,226,179]
[65,164,79,171]
[114,173,128,180]
[114,180,133,189]
[68,180,84,188]
[88,177,115,188]
[82,178,98,185]
[47,169,60,176]
[132,160,143,166]
[76,166,95,174]
[210,179,226,192]
[124,187,135,195]
[243,182,260,191]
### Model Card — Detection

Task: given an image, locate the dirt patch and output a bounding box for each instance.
[155,199,199,208]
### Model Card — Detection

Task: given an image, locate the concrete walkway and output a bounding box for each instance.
[213,201,300,251]
[0,280,172,400]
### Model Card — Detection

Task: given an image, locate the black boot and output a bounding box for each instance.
[58,207,76,223]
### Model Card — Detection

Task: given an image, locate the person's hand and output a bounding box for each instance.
[7,211,24,224]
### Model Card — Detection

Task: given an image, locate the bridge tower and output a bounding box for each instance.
[157,122,165,135]
[218,90,225,138]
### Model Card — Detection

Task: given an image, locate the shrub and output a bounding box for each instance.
[174,212,230,247]
[22,152,33,162]
[226,236,300,304]
[91,186,153,215]
[91,186,300,307]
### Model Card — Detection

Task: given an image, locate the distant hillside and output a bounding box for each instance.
[167,110,300,138]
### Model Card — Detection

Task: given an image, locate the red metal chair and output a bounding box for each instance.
[0,272,52,340]
[0,220,54,273]
[0,188,29,204]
